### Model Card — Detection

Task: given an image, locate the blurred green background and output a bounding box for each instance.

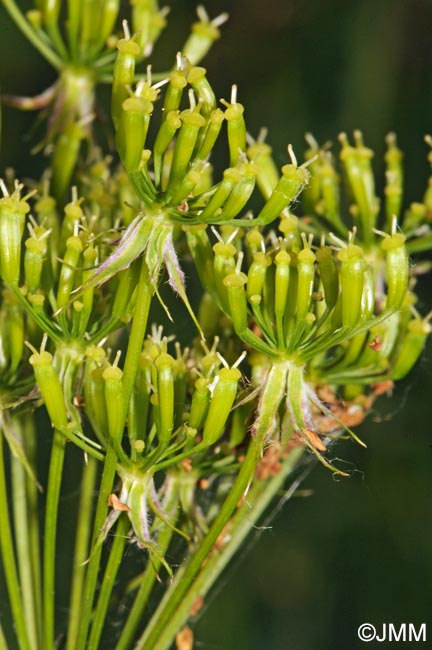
[1,1,432,648]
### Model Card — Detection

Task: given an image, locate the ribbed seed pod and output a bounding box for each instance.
[247,251,271,300]
[381,232,409,310]
[29,348,68,429]
[247,141,279,200]
[154,353,175,449]
[202,367,241,446]
[337,243,366,328]
[274,249,291,320]
[0,192,30,285]
[198,168,241,222]
[153,110,182,186]
[182,11,225,66]
[224,99,246,167]
[167,110,206,194]
[196,108,225,161]
[162,70,187,117]
[56,235,83,310]
[255,163,309,226]
[188,377,211,431]
[103,363,125,441]
[117,96,153,173]
[392,317,432,380]
[316,246,339,310]
[187,67,216,118]
[112,37,141,128]
[223,271,248,335]
[219,162,257,220]
[24,227,50,294]
[213,241,236,312]
[296,245,316,320]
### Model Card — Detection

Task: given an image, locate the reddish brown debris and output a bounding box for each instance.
[189,595,204,617]
[368,336,383,351]
[181,459,193,472]
[108,494,130,512]
[176,626,193,650]
[255,442,283,480]
[302,428,326,451]
[373,380,394,396]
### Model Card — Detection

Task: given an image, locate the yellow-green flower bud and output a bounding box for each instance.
[202,367,241,446]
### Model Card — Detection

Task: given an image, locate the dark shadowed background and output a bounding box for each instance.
[1,1,432,648]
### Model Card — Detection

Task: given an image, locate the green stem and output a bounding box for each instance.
[1,0,63,69]
[23,415,42,649]
[86,514,130,650]
[43,430,66,650]
[0,624,8,650]
[151,447,307,650]
[74,445,120,650]
[0,426,31,650]
[66,456,98,650]
[116,519,176,649]
[11,453,39,650]
[122,258,152,417]
[135,438,261,650]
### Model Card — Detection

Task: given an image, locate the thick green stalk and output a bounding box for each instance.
[23,416,42,649]
[150,447,307,650]
[1,0,62,69]
[66,456,98,650]
[0,624,7,650]
[122,258,153,415]
[0,428,31,650]
[43,430,66,650]
[87,514,130,650]
[135,438,261,650]
[74,444,120,650]
[116,520,175,649]
[11,454,39,650]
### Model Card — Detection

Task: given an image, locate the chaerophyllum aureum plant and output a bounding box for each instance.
[1,1,432,649]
